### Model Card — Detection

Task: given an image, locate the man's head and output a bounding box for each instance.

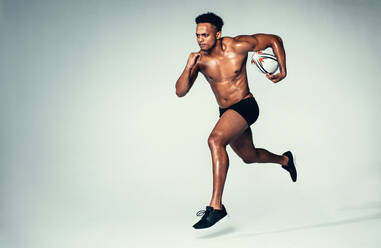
[195,12,224,51]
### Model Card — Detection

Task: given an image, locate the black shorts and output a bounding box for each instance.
[219,96,260,126]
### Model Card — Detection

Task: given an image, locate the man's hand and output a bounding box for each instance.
[186,52,201,69]
[176,52,201,97]
[266,72,286,83]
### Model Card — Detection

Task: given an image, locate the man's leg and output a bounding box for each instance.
[229,127,297,182]
[207,109,249,210]
[229,127,289,165]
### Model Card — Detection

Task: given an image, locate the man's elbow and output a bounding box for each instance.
[176,91,185,97]
[176,89,187,97]
[273,35,283,44]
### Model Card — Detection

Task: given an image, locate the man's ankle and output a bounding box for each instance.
[282,155,289,166]
[209,203,222,210]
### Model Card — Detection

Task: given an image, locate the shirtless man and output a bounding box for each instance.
[175,12,297,230]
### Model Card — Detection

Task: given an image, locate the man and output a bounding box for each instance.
[175,12,297,230]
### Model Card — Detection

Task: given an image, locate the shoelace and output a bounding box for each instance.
[196,210,207,216]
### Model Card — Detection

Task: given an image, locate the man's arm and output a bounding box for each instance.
[175,52,201,97]
[234,33,287,83]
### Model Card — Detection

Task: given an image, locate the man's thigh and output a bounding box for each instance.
[209,109,248,146]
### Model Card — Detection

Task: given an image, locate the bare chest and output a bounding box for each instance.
[199,53,248,83]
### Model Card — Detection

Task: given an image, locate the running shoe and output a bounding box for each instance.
[192,204,228,230]
[282,151,297,182]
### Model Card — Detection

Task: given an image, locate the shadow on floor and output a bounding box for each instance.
[233,202,381,238]
[196,226,237,239]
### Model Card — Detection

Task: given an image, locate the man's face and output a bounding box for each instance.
[196,23,221,51]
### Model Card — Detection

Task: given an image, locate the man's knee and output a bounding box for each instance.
[208,132,228,148]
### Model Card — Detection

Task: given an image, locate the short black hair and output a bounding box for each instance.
[195,12,224,32]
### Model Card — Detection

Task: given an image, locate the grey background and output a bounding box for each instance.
[1,0,380,247]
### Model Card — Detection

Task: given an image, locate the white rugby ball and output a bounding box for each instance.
[251,51,279,74]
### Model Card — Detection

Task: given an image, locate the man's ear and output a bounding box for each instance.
[216,31,221,39]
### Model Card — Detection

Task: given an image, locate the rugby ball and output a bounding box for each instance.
[251,51,279,74]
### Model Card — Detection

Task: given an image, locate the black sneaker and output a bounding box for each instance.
[192,205,228,230]
[282,151,297,182]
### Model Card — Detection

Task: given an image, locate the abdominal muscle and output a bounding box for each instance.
[210,77,252,108]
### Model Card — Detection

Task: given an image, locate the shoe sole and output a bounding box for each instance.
[193,214,230,231]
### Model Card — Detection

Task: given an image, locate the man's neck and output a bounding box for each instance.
[206,39,223,56]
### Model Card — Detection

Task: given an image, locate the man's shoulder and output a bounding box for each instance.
[221,36,235,45]
[221,36,241,50]
[221,36,252,52]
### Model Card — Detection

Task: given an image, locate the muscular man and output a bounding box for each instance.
[175,12,297,230]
